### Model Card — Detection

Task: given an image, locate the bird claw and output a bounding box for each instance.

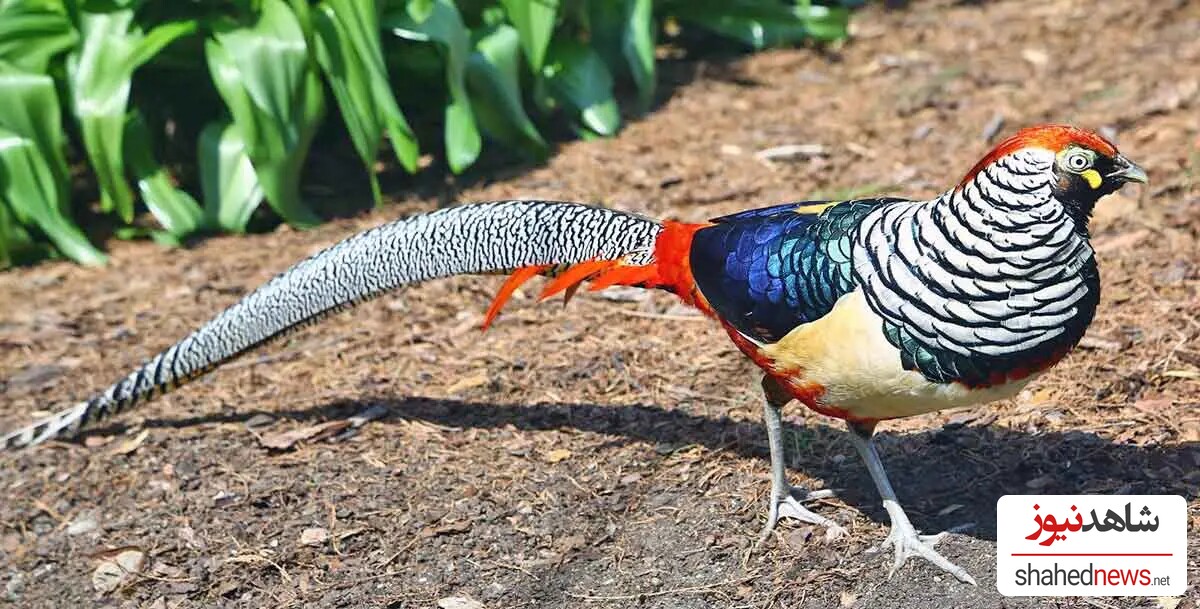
[757,486,847,548]
[877,516,977,585]
[875,529,952,550]
[843,425,978,585]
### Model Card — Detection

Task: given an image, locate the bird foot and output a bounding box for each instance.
[756,486,847,547]
[871,501,976,585]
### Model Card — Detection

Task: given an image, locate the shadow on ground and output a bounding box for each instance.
[104,395,1200,542]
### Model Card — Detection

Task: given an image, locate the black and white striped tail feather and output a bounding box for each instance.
[2,200,662,450]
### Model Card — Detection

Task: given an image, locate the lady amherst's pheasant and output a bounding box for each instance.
[3,125,1147,583]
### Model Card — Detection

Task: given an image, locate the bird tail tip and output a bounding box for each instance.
[2,402,89,451]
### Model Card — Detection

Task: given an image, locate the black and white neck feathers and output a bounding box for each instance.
[852,149,1100,386]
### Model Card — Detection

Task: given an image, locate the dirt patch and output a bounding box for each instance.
[2,0,1199,607]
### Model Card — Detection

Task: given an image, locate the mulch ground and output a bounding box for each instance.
[2,0,1198,607]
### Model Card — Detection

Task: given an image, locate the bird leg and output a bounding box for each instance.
[846,421,977,585]
[757,377,847,547]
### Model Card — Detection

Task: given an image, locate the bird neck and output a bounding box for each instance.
[849,167,1100,386]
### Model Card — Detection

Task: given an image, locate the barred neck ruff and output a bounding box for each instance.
[851,148,1100,386]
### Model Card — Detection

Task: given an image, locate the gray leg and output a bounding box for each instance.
[846,422,977,585]
[756,377,847,546]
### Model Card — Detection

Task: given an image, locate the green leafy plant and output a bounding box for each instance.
[314,0,419,205]
[0,0,854,268]
[67,6,196,223]
[0,65,106,265]
[124,111,204,241]
[466,23,548,159]
[206,0,327,229]
[199,119,265,233]
[386,0,482,173]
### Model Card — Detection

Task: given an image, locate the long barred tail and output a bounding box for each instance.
[2,200,692,450]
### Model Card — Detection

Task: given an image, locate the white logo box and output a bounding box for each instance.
[996,495,1186,596]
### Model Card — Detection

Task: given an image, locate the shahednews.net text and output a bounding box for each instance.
[1013,562,1174,587]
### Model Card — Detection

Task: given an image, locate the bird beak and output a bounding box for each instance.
[1108,155,1149,184]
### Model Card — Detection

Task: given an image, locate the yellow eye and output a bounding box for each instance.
[1063,150,1092,172]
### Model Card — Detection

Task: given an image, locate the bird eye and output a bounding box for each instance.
[1063,150,1092,172]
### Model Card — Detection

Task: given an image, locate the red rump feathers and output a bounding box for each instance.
[480,221,711,329]
[958,124,1118,189]
[481,265,549,330]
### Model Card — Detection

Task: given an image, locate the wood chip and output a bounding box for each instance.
[349,404,389,427]
[1025,475,1054,489]
[83,435,112,449]
[938,504,964,517]
[299,528,329,546]
[1161,370,1200,379]
[66,515,98,536]
[445,372,490,395]
[755,144,827,162]
[91,548,145,594]
[1077,336,1126,351]
[437,597,484,609]
[258,420,351,451]
[1133,399,1173,413]
[1021,48,1049,67]
[109,430,150,456]
[422,521,472,538]
[337,527,367,542]
[982,114,1006,141]
[543,448,572,463]
[244,413,276,429]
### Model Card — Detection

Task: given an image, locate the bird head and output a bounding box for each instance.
[958,124,1148,222]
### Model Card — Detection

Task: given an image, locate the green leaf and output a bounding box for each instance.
[0,196,41,268]
[124,111,203,237]
[67,11,134,221]
[795,1,850,42]
[0,199,11,267]
[314,0,419,206]
[386,0,480,173]
[0,64,105,265]
[664,0,849,49]
[127,18,198,70]
[0,64,68,208]
[465,24,547,159]
[0,1,78,73]
[112,225,184,247]
[206,0,325,228]
[443,98,479,172]
[585,0,623,81]
[198,119,264,233]
[499,0,557,73]
[591,0,655,112]
[67,8,196,223]
[622,0,654,111]
[406,0,434,21]
[0,68,105,265]
[542,38,620,136]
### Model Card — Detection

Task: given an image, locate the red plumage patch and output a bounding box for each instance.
[958,124,1118,189]
[480,220,713,329]
[481,264,549,330]
[539,259,624,302]
[962,343,1075,390]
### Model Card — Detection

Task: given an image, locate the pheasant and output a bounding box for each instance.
[1,125,1147,583]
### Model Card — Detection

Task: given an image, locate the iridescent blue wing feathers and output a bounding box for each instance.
[689,199,892,343]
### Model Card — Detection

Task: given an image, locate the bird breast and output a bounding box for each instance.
[759,289,1035,421]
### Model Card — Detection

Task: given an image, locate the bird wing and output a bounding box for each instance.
[689,199,897,343]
